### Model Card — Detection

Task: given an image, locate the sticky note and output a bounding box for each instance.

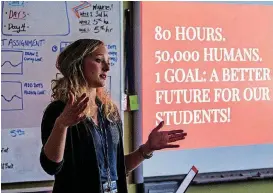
[129,95,139,111]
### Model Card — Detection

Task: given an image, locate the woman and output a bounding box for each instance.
[40,39,187,193]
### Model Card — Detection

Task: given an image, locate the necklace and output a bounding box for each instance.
[88,108,112,191]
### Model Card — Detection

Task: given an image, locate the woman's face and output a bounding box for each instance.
[83,44,110,88]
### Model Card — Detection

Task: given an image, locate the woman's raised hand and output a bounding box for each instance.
[57,92,89,128]
[145,121,187,151]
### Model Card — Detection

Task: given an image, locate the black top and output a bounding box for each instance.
[39,100,128,193]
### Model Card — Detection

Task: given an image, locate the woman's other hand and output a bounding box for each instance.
[144,121,187,153]
[56,92,89,128]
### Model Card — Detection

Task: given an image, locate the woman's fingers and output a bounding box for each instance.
[69,94,88,113]
[163,144,180,149]
[168,129,184,135]
[78,96,89,107]
[169,133,187,141]
[152,121,164,132]
[76,114,87,123]
[73,93,87,107]
[75,96,89,112]
[73,95,89,123]
[70,114,87,126]
[169,132,187,138]
[76,101,88,115]
[168,136,186,143]
[166,130,187,143]
[63,93,91,126]
[67,91,75,106]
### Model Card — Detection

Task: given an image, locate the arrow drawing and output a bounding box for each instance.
[72,1,91,18]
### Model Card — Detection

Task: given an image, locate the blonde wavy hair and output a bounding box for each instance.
[51,39,119,121]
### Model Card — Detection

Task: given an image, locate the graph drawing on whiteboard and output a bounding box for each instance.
[1,50,23,75]
[1,81,23,111]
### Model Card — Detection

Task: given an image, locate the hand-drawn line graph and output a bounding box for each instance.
[105,76,111,96]
[1,50,23,75]
[1,81,23,111]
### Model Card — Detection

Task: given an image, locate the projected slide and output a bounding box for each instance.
[141,2,273,150]
[1,81,23,111]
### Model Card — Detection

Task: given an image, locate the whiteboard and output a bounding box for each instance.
[1,1,123,183]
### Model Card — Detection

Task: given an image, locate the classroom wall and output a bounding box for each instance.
[1,2,272,193]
